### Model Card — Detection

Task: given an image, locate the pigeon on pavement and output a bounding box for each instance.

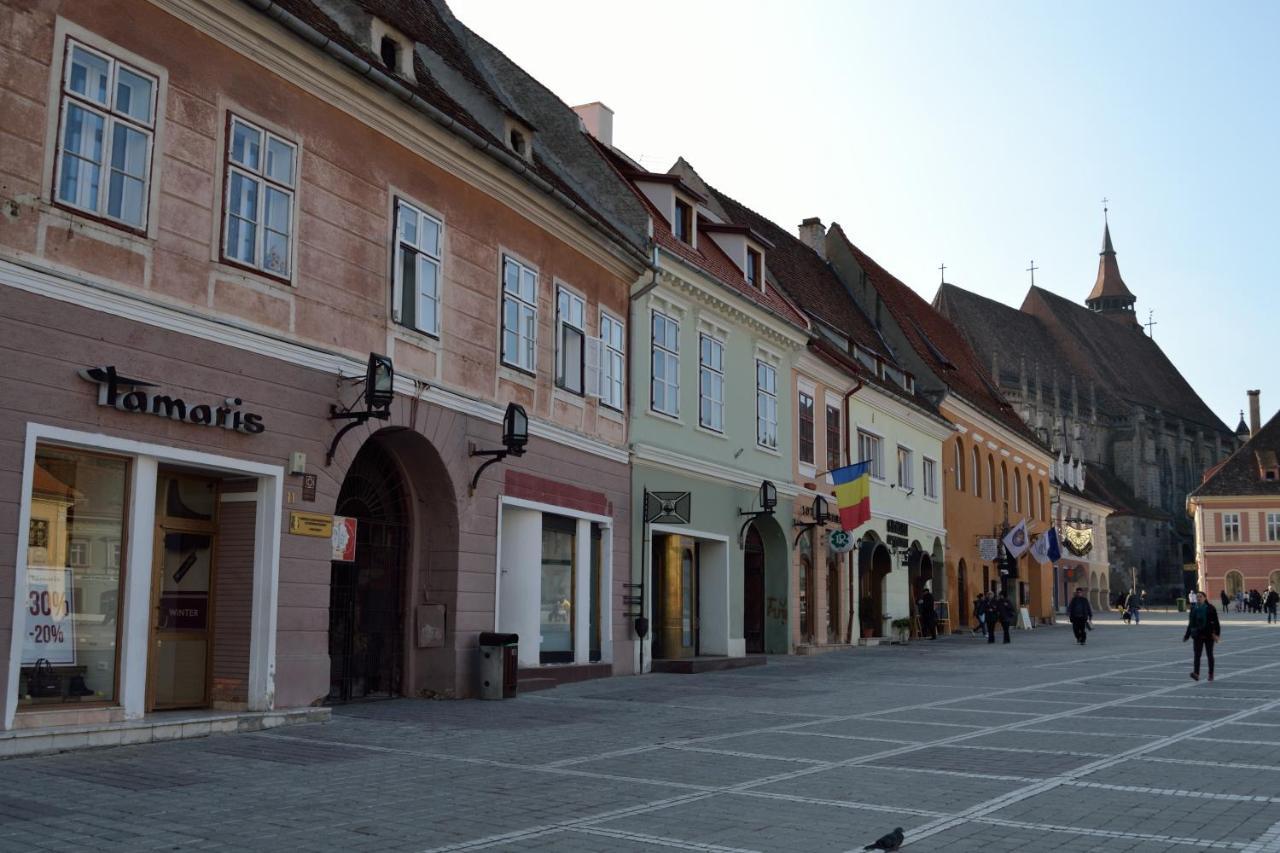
[864,827,904,850]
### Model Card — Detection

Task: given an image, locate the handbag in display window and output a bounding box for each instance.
[27,658,61,698]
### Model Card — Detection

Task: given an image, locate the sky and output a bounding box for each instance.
[451,0,1279,431]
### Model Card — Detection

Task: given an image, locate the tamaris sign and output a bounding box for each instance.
[79,365,265,434]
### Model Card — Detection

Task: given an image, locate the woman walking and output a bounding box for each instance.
[1184,589,1221,682]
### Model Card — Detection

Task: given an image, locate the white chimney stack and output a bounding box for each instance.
[572,101,613,148]
[798,217,826,258]
[1248,389,1261,437]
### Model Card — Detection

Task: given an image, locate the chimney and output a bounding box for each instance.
[1248,389,1261,437]
[572,101,613,148]
[798,217,826,258]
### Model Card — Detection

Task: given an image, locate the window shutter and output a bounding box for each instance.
[585,335,603,398]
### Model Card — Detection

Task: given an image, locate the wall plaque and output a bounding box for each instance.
[289,511,333,538]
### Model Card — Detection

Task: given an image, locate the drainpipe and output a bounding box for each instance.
[842,373,865,644]
[628,243,659,675]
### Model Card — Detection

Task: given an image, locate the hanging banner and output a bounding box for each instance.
[22,568,76,665]
[1063,525,1093,556]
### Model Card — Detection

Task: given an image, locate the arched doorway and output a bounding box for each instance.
[1269,570,1280,592]
[859,539,892,638]
[329,439,407,702]
[1225,570,1244,601]
[825,551,841,644]
[744,525,766,653]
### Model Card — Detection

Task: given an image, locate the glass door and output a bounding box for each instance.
[148,475,217,710]
[540,515,576,664]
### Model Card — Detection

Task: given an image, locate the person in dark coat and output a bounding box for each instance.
[973,594,986,635]
[991,592,1015,644]
[1067,587,1093,645]
[1266,586,1279,624]
[1220,589,1231,614]
[1124,590,1141,625]
[917,587,938,640]
[1184,589,1221,682]
[983,592,998,643]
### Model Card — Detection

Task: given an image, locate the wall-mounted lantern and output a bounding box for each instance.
[792,494,831,548]
[737,479,777,546]
[326,353,395,465]
[469,402,529,494]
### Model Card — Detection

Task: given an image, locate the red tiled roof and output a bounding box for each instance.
[1087,224,1135,302]
[826,224,1043,447]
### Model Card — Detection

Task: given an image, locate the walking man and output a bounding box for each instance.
[1068,587,1093,645]
[1265,586,1279,624]
[917,586,938,640]
[984,592,998,643]
[993,591,1015,644]
[1184,588,1221,682]
[1220,589,1231,615]
[973,593,986,635]
[1125,589,1141,625]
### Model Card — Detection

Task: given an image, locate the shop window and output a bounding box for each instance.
[392,199,442,335]
[502,256,538,372]
[540,516,576,664]
[756,360,778,449]
[19,447,128,707]
[222,115,297,279]
[54,40,157,231]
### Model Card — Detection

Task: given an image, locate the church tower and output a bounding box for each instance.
[1085,219,1138,325]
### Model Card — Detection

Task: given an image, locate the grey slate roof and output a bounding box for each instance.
[1192,408,1280,498]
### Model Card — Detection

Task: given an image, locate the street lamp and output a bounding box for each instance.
[326,353,396,465]
[738,479,778,547]
[469,402,530,493]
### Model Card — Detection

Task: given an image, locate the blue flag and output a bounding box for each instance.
[1046,527,1062,562]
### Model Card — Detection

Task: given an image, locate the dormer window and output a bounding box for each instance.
[674,198,693,244]
[369,19,414,81]
[380,36,399,71]
[505,117,534,162]
[746,246,762,290]
[510,129,527,156]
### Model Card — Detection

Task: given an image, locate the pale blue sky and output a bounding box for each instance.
[452,0,1277,430]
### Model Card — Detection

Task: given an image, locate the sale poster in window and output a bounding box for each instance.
[22,567,76,665]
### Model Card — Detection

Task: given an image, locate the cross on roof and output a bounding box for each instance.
[1101,197,1110,224]
[938,262,946,284]
[1144,309,1157,338]
[1027,260,1038,286]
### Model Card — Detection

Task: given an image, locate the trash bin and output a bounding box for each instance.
[1176,598,1186,612]
[478,632,518,700]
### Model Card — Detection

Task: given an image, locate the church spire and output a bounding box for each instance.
[1085,209,1137,323]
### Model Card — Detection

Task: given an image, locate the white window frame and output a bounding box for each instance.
[650,310,680,417]
[897,445,914,490]
[1268,512,1280,542]
[54,39,158,231]
[68,538,90,568]
[698,333,725,432]
[392,198,443,336]
[555,286,586,395]
[1222,512,1241,543]
[221,114,298,280]
[797,389,815,464]
[756,360,778,450]
[106,539,122,570]
[598,311,625,412]
[501,255,539,373]
[857,429,884,480]
[923,457,938,500]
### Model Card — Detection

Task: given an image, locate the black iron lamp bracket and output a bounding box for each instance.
[325,405,390,466]
[469,444,512,495]
[793,518,832,549]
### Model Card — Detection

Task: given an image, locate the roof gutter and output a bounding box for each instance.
[241,0,650,270]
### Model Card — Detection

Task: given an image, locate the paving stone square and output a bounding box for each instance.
[3,616,1280,851]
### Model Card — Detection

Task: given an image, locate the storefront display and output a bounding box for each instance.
[20,447,129,706]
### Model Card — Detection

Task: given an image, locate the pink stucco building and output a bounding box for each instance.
[0,0,650,752]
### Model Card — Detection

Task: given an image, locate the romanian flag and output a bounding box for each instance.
[827,461,872,531]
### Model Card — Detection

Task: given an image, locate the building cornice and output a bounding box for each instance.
[654,254,808,351]
[632,442,800,498]
[149,0,645,281]
[0,255,629,464]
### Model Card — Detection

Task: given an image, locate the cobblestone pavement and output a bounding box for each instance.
[4,614,1280,852]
